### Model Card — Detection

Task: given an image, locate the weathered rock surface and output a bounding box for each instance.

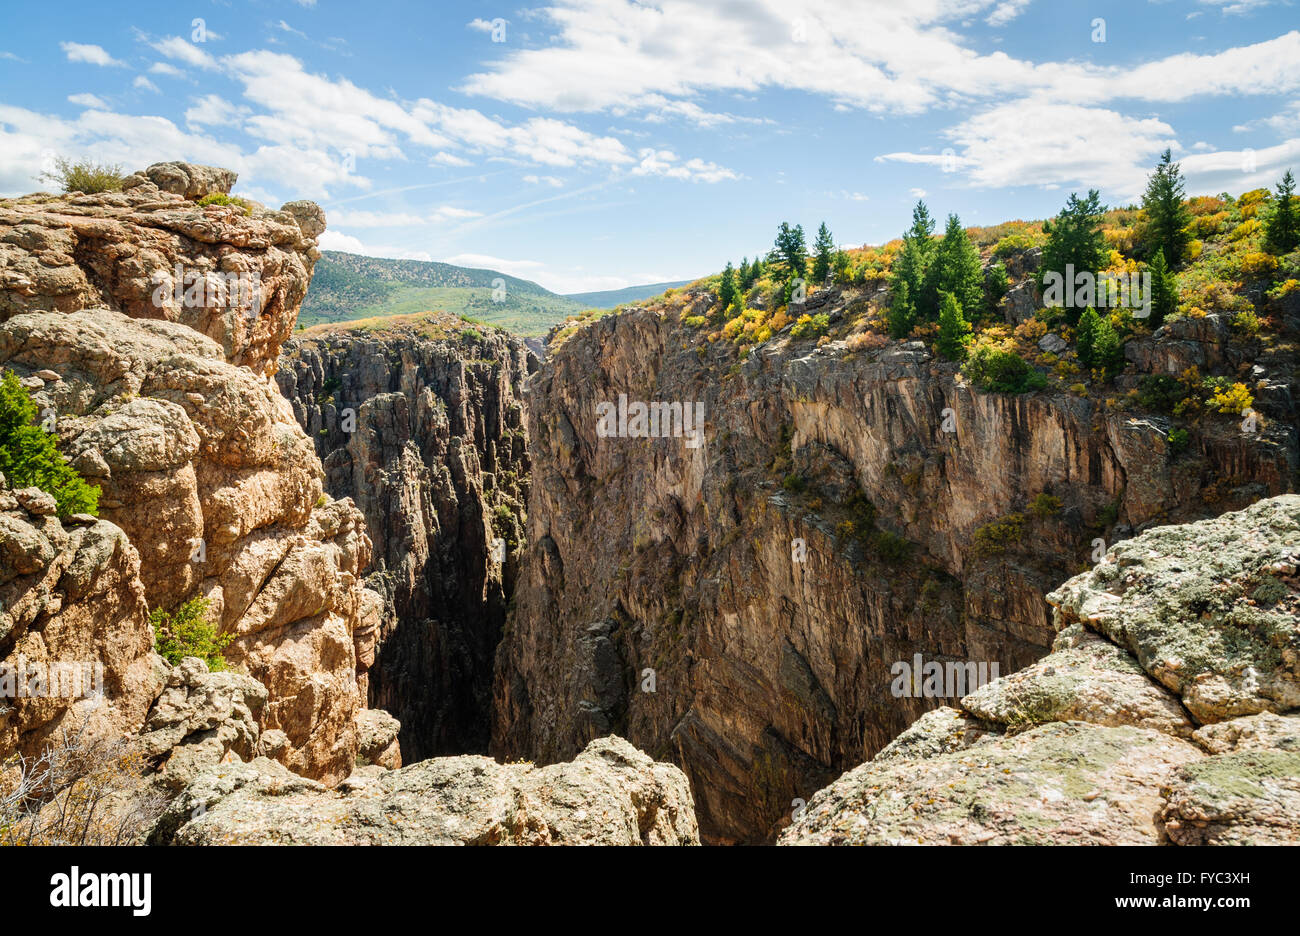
[782,496,1300,845]
[0,163,322,376]
[276,315,533,759]
[138,656,268,791]
[0,309,380,784]
[150,736,698,845]
[0,166,388,787]
[495,298,1294,843]
[0,492,163,759]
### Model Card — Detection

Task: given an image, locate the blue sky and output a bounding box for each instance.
[2,0,1298,293]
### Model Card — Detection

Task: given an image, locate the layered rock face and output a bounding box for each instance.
[0,484,163,757]
[276,318,532,759]
[0,162,322,376]
[0,165,380,786]
[781,495,1300,845]
[149,736,698,845]
[494,298,1296,843]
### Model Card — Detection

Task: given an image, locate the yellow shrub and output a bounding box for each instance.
[1186,239,1203,261]
[1237,189,1270,219]
[1014,319,1047,341]
[1230,218,1262,241]
[1238,252,1278,278]
[1211,382,1254,415]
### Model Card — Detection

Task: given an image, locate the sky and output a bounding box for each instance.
[1,0,1298,294]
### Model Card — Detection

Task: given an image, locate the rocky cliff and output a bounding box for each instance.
[276,312,533,759]
[0,165,380,785]
[781,495,1300,845]
[493,290,1296,843]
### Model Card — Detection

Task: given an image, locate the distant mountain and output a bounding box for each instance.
[300,251,592,336]
[563,280,695,308]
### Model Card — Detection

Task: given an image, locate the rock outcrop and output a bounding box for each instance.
[781,495,1300,845]
[0,480,164,758]
[149,735,698,845]
[494,296,1296,843]
[0,163,323,376]
[276,314,532,759]
[0,164,386,787]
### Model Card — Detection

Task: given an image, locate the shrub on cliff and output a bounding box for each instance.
[0,370,100,517]
[38,157,124,194]
[961,340,1046,394]
[151,597,233,672]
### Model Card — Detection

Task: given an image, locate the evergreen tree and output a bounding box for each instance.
[888,200,936,328]
[1147,249,1178,329]
[738,257,751,289]
[718,261,737,312]
[1076,307,1100,370]
[888,280,916,339]
[1140,149,1192,265]
[832,249,851,284]
[935,291,972,361]
[0,370,99,517]
[750,256,764,283]
[811,222,835,284]
[925,213,984,319]
[1039,189,1108,325]
[772,222,808,284]
[1265,169,1300,255]
[1092,317,1124,380]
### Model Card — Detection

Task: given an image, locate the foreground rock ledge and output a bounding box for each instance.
[781,495,1300,846]
[150,736,699,845]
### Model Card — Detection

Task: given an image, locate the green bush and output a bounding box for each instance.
[0,370,100,517]
[871,529,910,562]
[1136,374,1183,413]
[196,192,253,215]
[150,597,233,671]
[1029,493,1062,517]
[1167,427,1190,455]
[39,157,123,194]
[971,513,1026,557]
[790,313,830,339]
[963,345,1047,394]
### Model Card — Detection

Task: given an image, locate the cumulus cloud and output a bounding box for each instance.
[60,42,125,67]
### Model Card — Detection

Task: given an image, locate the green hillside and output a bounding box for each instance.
[563,280,694,308]
[300,251,593,336]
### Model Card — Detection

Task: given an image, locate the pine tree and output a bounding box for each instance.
[1092,317,1123,380]
[936,291,972,360]
[888,200,936,327]
[773,222,808,284]
[925,213,984,319]
[811,222,835,284]
[832,249,851,284]
[738,257,751,290]
[718,261,737,312]
[1076,307,1100,369]
[1039,189,1108,325]
[1140,149,1192,265]
[0,370,99,517]
[750,256,764,283]
[888,280,915,339]
[1265,169,1300,255]
[1148,249,1178,329]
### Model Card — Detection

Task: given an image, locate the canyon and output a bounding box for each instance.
[1,162,1297,846]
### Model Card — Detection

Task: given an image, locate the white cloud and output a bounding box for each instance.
[877,102,1180,201]
[839,190,870,201]
[458,0,1300,117]
[67,93,108,109]
[986,0,1033,26]
[467,18,504,33]
[432,152,472,167]
[149,61,185,77]
[133,75,160,93]
[524,174,564,186]
[60,42,125,67]
[631,148,739,182]
[184,94,245,128]
[0,51,27,62]
[151,36,217,70]
[909,187,927,197]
